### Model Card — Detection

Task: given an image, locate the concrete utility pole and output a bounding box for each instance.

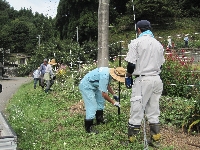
[97,0,110,67]
[37,35,41,50]
[76,26,78,43]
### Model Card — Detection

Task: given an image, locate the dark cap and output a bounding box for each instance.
[136,20,151,29]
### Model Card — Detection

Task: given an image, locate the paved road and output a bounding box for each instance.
[0,77,32,112]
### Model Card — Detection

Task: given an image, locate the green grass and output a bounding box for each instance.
[5,80,175,150]
[5,17,200,150]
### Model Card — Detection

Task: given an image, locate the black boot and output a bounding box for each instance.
[128,123,140,143]
[96,110,105,125]
[149,123,161,148]
[45,89,48,93]
[84,119,98,134]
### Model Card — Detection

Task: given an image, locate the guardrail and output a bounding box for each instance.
[0,112,17,150]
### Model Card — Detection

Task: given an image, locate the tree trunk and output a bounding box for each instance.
[97,0,109,67]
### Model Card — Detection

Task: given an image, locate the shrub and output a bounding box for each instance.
[160,50,200,132]
[160,50,199,98]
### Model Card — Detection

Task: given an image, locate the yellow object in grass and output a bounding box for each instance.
[152,133,161,141]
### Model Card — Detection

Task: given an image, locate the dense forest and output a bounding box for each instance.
[0,0,200,74]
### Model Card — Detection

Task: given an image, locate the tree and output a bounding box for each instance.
[132,0,178,24]
[97,0,109,67]
[55,0,98,43]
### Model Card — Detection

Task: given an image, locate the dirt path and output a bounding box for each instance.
[72,101,200,150]
[0,77,32,112]
[161,125,200,150]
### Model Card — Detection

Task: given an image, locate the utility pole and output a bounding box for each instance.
[0,48,3,65]
[97,0,110,67]
[76,27,78,43]
[37,35,41,50]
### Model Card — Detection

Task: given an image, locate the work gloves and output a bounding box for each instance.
[113,95,119,101]
[113,95,120,107]
[114,102,120,108]
[125,75,133,89]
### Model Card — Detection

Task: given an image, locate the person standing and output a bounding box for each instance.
[167,36,172,49]
[125,20,165,147]
[79,67,124,134]
[43,59,56,93]
[33,67,41,89]
[39,59,48,88]
[184,35,189,48]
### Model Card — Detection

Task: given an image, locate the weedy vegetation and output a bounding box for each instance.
[4,18,200,150]
[5,54,200,149]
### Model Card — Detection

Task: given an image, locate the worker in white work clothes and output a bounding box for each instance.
[125,20,165,148]
[43,59,56,93]
[33,67,41,89]
[79,67,125,134]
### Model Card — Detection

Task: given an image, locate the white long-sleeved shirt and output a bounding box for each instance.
[125,34,165,76]
[33,69,41,78]
[45,64,54,75]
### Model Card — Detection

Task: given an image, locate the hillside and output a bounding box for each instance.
[109,17,200,50]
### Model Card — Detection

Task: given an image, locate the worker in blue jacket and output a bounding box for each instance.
[79,67,125,134]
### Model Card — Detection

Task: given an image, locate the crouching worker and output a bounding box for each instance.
[79,67,125,134]
[44,59,57,93]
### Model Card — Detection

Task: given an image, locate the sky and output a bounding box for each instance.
[6,0,59,18]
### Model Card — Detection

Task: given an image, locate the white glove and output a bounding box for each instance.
[113,95,119,101]
[114,102,120,108]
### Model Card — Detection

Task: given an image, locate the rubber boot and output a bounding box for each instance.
[45,89,48,93]
[84,119,98,134]
[149,123,161,148]
[128,123,140,143]
[95,110,105,125]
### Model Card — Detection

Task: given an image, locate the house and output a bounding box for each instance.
[8,53,31,66]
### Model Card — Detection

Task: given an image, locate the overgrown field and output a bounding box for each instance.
[5,79,175,150]
[5,58,200,149]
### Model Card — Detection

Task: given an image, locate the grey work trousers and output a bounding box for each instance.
[40,74,45,87]
[129,75,163,125]
[45,80,54,92]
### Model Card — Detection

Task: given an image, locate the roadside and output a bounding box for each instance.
[0,77,199,150]
[0,77,32,112]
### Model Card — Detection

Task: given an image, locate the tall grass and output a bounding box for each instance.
[6,79,175,150]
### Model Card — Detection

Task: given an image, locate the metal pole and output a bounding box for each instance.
[76,27,78,43]
[38,35,41,51]
[132,0,137,38]
[70,50,72,68]
[76,26,80,65]
[118,41,122,115]
[2,49,4,66]
[38,35,41,46]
